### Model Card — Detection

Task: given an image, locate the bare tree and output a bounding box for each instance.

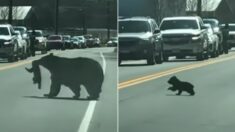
[0,7,19,21]
[0,7,9,20]
[186,0,198,11]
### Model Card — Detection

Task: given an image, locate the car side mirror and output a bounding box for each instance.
[201,25,207,30]
[154,29,160,34]
[12,32,17,36]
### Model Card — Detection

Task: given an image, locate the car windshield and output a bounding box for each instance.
[63,36,70,40]
[203,20,218,27]
[160,20,199,30]
[14,28,26,34]
[48,36,61,40]
[28,31,43,37]
[119,21,151,33]
[0,27,9,35]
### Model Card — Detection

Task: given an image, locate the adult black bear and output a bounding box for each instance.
[26,53,104,100]
[167,76,195,96]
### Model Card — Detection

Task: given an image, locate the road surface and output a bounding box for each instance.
[119,49,235,132]
[0,47,117,132]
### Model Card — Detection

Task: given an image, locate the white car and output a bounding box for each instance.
[160,16,209,61]
[76,36,87,48]
[204,24,219,58]
[15,30,28,59]
[0,24,21,62]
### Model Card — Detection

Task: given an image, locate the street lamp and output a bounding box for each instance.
[55,0,59,34]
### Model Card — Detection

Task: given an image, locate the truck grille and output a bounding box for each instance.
[119,38,139,47]
[163,35,191,44]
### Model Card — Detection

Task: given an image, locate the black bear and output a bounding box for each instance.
[167,76,195,96]
[25,53,104,100]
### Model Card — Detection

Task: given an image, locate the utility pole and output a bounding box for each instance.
[106,1,111,40]
[55,0,59,34]
[8,0,13,24]
[197,0,202,17]
[81,8,87,35]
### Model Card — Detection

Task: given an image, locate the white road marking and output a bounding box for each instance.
[77,52,106,132]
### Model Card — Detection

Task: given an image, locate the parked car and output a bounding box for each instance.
[13,26,31,56]
[119,17,163,65]
[221,23,235,49]
[28,30,47,54]
[203,18,223,54]
[160,16,209,61]
[204,24,219,58]
[63,35,72,49]
[47,35,65,50]
[0,24,20,62]
[84,34,95,47]
[76,36,87,48]
[71,37,81,48]
[94,37,101,47]
[15,30,28,59]
[107,37,118,47]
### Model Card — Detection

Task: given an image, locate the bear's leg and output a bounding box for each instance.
[44,81,61,98]
[70,86,81,99]
[85,83,101,100]
[188,89,195,96]
[176,90,182,95]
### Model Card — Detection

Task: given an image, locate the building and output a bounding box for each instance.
[186,0,235,23]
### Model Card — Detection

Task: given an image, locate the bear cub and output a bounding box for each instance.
[167,76,195,96]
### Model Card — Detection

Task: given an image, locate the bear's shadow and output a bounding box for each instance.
[165,94,193,97]
[23,96,95,101]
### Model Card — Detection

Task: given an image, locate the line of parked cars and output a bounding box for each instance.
[0,24,115,62]
[118,16,233,65]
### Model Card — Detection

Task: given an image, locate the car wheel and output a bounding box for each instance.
[163,55,169,62]
[196,53,204,61]
[147,53,156,65]
[204,52,209,60]
[155,51,163,64]
[8,56,15,62]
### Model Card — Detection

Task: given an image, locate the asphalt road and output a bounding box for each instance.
[119,49,235,132]
[0,47,117,132]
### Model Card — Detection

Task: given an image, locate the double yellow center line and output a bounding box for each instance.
[119,55,235,89]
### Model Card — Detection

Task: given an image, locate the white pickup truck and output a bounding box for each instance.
[0,24,23,62]
[160,16,209,61]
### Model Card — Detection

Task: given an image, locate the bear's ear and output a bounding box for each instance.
[49,53,54,56]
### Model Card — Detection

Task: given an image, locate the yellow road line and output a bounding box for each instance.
[0,60,33,71]
[119,55,235,89]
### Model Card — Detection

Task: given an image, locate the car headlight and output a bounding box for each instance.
[214,27,219,33]
[38,39,43,43]
[192,35,201,40]
[4,40,13,45]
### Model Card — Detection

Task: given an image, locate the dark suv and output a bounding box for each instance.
[119,17,163,65]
